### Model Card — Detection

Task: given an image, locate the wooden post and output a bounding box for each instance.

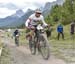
[0,48,3,56]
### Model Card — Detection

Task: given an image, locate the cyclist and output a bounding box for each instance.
[25,9,48,39]
[13,29,20,46]
[70,21,75,39]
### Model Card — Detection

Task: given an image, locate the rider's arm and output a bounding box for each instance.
[41,16,48,26]
[25,18,32,28]
[25,14,33,28]
[25,19,30,27]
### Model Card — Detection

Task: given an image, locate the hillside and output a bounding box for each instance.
[45,0,75,25]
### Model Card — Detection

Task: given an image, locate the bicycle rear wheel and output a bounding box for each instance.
[15,37,19,46]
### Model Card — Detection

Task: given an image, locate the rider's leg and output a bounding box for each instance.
[35,31,41,53]
[71,32,74,40]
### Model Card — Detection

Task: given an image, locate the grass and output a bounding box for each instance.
[0,36,3,48]
[19,29,29,46]
[0,36,11,64]
[49,24,75,63]
[50,39,75,62]
[0,31,11,64]
[0,46,11,64]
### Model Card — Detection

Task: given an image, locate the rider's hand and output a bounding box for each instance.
[30,26,35,30]
[43,24,48,28]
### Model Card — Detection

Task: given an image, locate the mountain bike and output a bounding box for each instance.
[29,24,50,60]
[15,35,19,46]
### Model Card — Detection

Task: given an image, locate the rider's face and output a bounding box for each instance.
[35,13,41,17]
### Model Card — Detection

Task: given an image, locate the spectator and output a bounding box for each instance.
[70,21,75,39]
[57,23,64,40]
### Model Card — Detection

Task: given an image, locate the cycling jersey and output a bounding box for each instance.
[25,13,47,28]
[13,30,20,37]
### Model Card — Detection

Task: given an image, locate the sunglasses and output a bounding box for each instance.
[36,13,41,14]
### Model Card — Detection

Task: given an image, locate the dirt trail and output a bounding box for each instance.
[3,37,66,64]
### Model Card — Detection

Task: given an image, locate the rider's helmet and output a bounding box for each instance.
[35,8,42,14]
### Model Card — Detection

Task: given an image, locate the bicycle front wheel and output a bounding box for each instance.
[39,34,50,60]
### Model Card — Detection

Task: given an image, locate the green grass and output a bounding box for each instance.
[0,37,3,48]
[50,39,75,61]
[19,29,29,46]
[0,46,11,64]
[0,32,11,64]
[48,24,75,63]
